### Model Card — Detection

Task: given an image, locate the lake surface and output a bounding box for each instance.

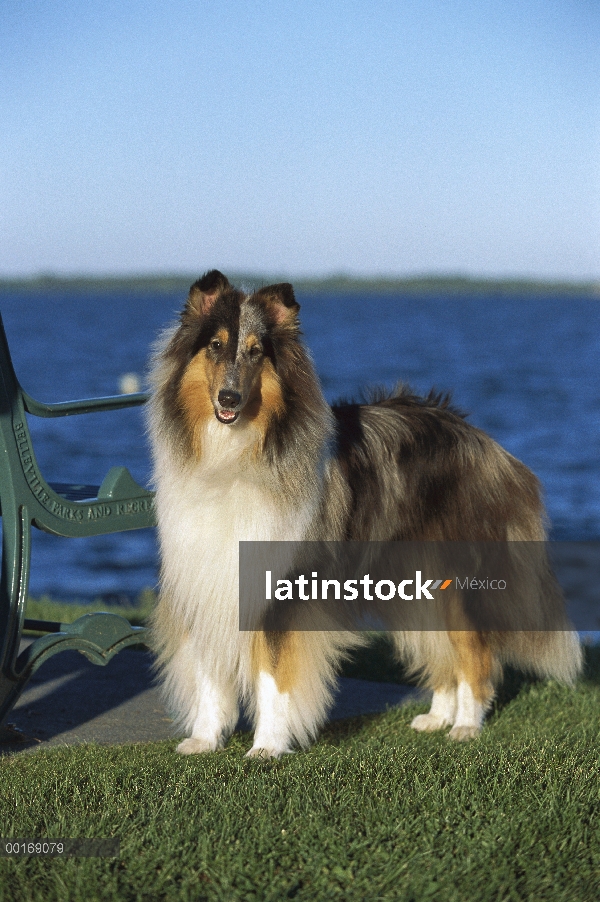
[0,288,598,600]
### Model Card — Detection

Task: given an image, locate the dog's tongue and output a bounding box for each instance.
[218,409,237,423]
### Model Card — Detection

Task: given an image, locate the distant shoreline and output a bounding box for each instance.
[1,273,599,296]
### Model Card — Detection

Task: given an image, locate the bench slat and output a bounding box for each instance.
[49,482,100,502]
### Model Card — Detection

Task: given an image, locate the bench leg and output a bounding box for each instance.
[0,503,32,732]
[0,506,150,740]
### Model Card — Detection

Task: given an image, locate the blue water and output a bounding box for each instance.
[0,289,598,600]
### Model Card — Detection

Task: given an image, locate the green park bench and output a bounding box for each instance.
[0,313,155,740]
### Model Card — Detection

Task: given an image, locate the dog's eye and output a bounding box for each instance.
[209,339,222,352]
[248,345,262,359]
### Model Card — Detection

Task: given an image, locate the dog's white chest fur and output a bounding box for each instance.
[155,421,314,637]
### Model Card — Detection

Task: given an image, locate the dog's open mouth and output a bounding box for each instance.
[215,409,239,424]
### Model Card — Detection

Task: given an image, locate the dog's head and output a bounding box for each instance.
[166,270,301,450]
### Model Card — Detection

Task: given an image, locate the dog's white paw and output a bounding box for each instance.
[447,725,481,742]
[410,713,452,733]
[176,737,219,755]
[245,745,293,760]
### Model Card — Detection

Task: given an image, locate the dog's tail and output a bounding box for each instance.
[497,629,583,685]
[484,542,583,684]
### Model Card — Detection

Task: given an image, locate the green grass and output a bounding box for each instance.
[1,633,599,901]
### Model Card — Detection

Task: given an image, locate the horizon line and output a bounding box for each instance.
[1,271,599,296]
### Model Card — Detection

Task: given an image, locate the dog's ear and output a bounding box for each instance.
[255,283,300,327]
[186,270,231,317]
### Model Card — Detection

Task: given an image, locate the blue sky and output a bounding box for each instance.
[1,0,598,279]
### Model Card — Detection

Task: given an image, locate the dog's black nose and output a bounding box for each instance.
[218,389,241,409]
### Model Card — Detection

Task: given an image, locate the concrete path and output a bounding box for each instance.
[0,647,422,755]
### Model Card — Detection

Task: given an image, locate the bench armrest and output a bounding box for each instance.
[22,390,149,418]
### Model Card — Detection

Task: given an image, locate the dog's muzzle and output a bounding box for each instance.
[216,389,241,424]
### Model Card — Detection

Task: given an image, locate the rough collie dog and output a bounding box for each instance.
[148,270,581,757]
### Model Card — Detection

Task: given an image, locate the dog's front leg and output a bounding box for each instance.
[246,631,297,758]
[246,671,294,759]
[177,661,239,755]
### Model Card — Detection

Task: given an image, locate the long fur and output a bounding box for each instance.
[148,271,582,755]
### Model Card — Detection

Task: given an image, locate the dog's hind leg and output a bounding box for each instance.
[411,686,457,733]
[446,631,497,742]
[393,631,459,733]
[407,630,497,739]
